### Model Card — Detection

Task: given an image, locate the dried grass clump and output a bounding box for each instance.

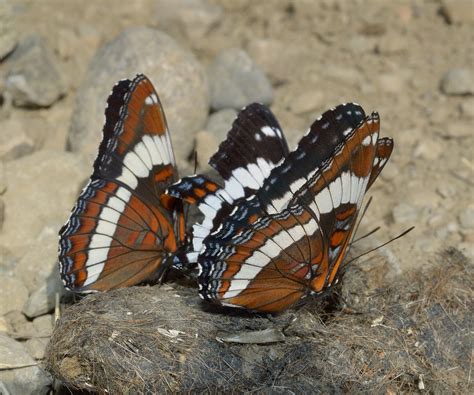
[46,248,472,393]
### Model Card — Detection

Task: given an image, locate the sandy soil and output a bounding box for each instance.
[1,0,473,391]
[11,0,473,269]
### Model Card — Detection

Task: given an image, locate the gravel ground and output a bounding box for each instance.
[0,0,472,393]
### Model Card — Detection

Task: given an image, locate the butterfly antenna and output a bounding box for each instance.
[350,226,381,245]
[345,226,415,266]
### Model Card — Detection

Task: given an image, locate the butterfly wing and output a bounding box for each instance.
[177,103,392,312]
[168,103,289,265]
[59,74,185,292]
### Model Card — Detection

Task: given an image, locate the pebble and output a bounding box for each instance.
[2,151,88,254]
[68,27,209,165]
[4,310,34,336]
[15,226,60,292]
[0,117,35,161]
[208,48,273,111]
[195,131,219,171]
[392,203,419,224]
[0,0,17,59]
[436,184,457,199]
[458,205,474,229]
[442,120,471,138]
[412,138,443,160]
[440,68,474,96]
[22,275,63,318]
[324,65,361,86]
[459,98,474,118]
[377,73,405,94]
[0,316,10,333]
[206,108,237,138]
[195,109,237,167]
[32,314,53,337]
[24,338,49,360]
[375,33,406,55]
[439,0,474,25]
[346,35,376,54]
[5,36,66,108]
[435,222,460,239]
[458,242,474,260]
[246,38,303,83]
[154,0,223,42]
[0,333,51,394]
[0,275,29,316]
[288,90,324,115]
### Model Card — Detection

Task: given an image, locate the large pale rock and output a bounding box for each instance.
[68,27,209,166]
[0,333,51,394]
[1,150,88,254]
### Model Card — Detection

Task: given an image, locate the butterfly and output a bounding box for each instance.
[58,74,187,292]
[167,102,393,312]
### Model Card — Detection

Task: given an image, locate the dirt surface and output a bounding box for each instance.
[10,0,473,267]
[1,0,473,392]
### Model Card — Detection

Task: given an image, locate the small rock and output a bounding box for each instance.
[0,316,10,333]
[195,131,219,170]
[2,151,88,254]
[0,117,35,161]
[436,184,457,198]
[375,33,406,55]
[68,27,209,166]
[0,275,29,316]
[442,120,471,138]
[440,0,474,25]
[288,90,324,115]
[24,338,49,360]
[0,333,51,394]
[208,48,273,111]
[154,0,223,41]
[247,38,304,83]
[377,73,405,94]
[0,0,17,59]
[22,275,63,318]
[32,315,53,337]
[392,203,419,224]
[435,222,460,238]
[346,35,376,54]
[459,98,474,118]
[458,205,474,229]
[5,36,65,107]
[15,227,59,293]
[4,310,34,336]
[324,65,361,85]
[458,242,474,260]
[412,139,443,160]
[206,108,237,137]
[440,68,474,96]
